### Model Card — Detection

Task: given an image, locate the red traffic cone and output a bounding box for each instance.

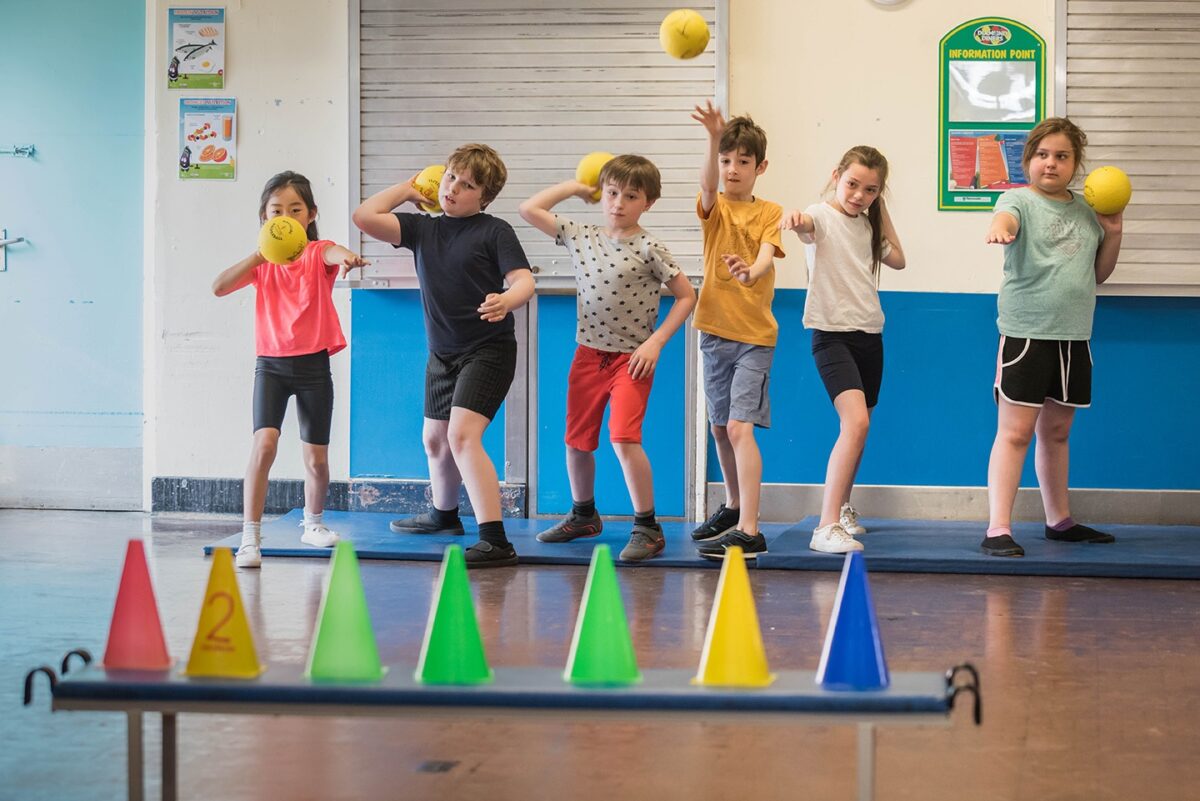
[102,540,172,670]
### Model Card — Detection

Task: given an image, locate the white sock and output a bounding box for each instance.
[303,510,322,527]
[241,521,261,547]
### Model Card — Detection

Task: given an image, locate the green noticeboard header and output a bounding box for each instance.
[938,18,1045,211]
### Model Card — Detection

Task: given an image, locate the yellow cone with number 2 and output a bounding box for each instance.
[185,548,265,678]
[693,546,775,687]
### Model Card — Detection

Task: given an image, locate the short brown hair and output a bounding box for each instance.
[599,154,662,202]
[446,143,508,207]
[1022,117,1087,181]
[719,114,768,164]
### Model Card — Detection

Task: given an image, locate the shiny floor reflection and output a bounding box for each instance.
[3,509,1198,800]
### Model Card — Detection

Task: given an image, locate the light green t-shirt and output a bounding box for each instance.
[994,188,1104,341]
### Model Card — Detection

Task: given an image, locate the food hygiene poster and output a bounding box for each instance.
[168,7,225,89]
[179,98,236,180]
[938,18,1045,210]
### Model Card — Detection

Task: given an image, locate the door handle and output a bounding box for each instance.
[1,229,26,272]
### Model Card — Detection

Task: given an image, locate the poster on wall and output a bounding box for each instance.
[938,18,1044,211]
[178,98,236,180]
[168,7,225,89]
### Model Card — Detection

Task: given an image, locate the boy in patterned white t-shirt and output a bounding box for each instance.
[519,155,696,560]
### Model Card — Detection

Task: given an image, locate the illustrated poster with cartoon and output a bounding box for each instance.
[168,7,225,89]
[179,98,236,180]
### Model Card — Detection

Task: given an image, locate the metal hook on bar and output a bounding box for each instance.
[1,145,36,158]
[23,666,58,706]
[60,648,94,676]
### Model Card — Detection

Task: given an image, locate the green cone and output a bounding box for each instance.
[305,541,387,681]
[564,545,641,686]
[415,545,493,685]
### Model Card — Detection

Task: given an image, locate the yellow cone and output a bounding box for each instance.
[693,546,775,688]
[185,548,265,678]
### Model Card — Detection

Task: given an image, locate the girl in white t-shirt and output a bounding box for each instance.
[780,146,906,554]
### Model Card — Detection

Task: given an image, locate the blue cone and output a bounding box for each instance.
[816,551,889,691]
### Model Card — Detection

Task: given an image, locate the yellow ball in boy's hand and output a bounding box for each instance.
[1083,166,1132,215]
[660,9,710,60]
[414,164,445,213]
[576,151,614,201]
[258,216,308,265]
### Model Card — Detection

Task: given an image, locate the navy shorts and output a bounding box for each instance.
[811,330,884,408]
[253,350,333,444]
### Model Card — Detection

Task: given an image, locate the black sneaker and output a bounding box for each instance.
[691,503,740,542]
[389,511,464,536]
[536,510,603,543]
[464,540,519,569]
[981,534,1025,557]
[1045,523,1115,543]
[697,529,767,561]
[619,524,665,561]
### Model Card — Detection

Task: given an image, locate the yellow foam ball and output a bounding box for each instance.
[258,216,308,265]
[660,9,710,60]
[414,163,445,213]
[1083,166,1132,215]
[576,151,614,201]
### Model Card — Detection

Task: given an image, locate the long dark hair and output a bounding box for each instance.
[258,171,319,239]
[827,146,889,273]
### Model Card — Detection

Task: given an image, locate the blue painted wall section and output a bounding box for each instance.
[0,0,144,449]
[536,294,687,517]
[350,290,505,478]
[709,290,1200,491]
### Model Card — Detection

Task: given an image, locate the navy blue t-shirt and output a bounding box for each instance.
[394,212,529,353]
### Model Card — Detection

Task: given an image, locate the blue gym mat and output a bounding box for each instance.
[204,509,1200,578]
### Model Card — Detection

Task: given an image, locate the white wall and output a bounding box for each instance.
[729,0,1056,292]
[144,0,351,502]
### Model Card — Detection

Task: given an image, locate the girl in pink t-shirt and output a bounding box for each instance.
[212,171,367,568]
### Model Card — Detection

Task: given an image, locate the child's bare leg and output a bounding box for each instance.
[1034,402,1076,525]
[987,399,1040,530]
[566,445,596,503]
[726,419,761,535]
[710,422,740,509]
[819,390,870,527]
[243,428,280,523]
[301,442,330,515]
[613,441,654,512]
[446,407,502,522]
[423,417,462,511]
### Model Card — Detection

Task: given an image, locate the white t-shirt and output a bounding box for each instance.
[800,201,891,333]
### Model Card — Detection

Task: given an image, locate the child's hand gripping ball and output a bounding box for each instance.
[660,9,710,60]
[258,216,308,265]
[414,164,446,213]
[1083,166,1132,215]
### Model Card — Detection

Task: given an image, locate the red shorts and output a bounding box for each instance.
[565,344,654,451]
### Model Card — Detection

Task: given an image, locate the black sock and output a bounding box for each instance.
[634,509,657,527]
[573,498,596,518]
[477,520,509,547]
[432,506,460,528]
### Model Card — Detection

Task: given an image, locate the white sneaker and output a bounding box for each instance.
[810,522,864,554]
[235,543,262,568]
[839,503,866,536]
[300,522,340,548]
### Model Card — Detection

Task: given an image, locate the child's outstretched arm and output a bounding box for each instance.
[352,176,428,246]
[1093,211,1124,284]
[212,250,264,297]
[691,100,725,213]
[879,199,906,270]
[722,242,776,285]
[519,181,597,237]
[627,272,697,380]
[986,211,1020,244]
[322,244,371,279]
[779,209,815,237]
[478,268,536,323]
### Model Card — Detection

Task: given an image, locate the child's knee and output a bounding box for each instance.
[710,422,729,442]
[446,425,482,456]
[726,419,754,443]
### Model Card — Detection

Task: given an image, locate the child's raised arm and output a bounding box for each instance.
[518,180,597,237]
[1093,211,1124,284]
[352,176,428,246]
[322,244,371,280]
[212,250,264,297]
[879,199,906,270]
[779,209,815,236]
[986,211,1020,245]
[691,100,725,213]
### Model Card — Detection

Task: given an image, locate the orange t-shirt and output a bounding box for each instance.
[252,239,347,357]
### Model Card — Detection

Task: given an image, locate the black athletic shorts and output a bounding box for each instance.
[811,330,884,408]
[253,350,334,444]
[994,335,1092,408]
[425,340,518,421]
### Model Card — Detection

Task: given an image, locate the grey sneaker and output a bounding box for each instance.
[536,510,603,543]
[619,524,665,561]
[389,511,464,535]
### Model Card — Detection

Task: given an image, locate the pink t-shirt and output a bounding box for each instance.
[252,239,347,357]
